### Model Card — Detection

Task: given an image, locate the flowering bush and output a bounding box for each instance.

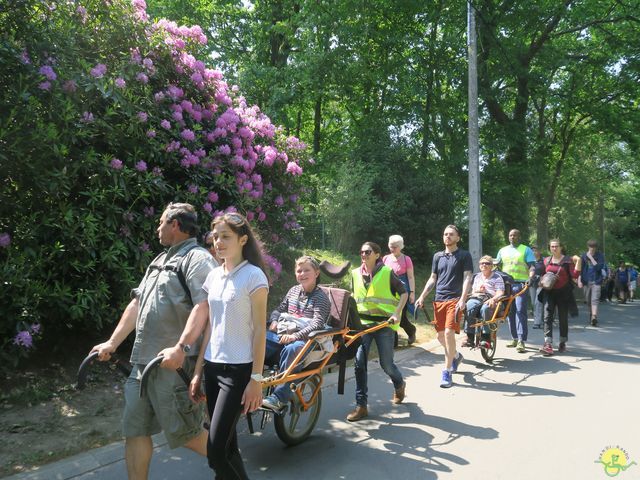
[0,0,308,363]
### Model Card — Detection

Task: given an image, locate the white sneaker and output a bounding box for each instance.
[262,394,287,411]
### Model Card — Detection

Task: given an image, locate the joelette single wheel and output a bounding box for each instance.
[480,330,497,363]
[274,374,322,446]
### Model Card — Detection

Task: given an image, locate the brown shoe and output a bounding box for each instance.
[392,382,406,404]
[346,405,368,422]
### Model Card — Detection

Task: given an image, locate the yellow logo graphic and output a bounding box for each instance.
[594,446,637,477]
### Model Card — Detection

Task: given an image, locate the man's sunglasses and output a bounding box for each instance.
[479,262,492,266]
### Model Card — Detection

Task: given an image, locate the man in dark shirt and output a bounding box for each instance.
[416,225,473,388]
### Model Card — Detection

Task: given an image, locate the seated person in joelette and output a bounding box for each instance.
[262,256,331,410]
[464,255,505,348]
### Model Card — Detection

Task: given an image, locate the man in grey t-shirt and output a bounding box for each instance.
[91,202,216,480]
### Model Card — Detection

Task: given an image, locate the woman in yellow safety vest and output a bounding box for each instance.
[346,241,408,422]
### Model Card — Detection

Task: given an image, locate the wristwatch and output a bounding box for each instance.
[179,343,191,353]
[250,373,263,382]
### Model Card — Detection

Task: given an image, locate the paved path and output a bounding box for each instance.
[8,300,640,480]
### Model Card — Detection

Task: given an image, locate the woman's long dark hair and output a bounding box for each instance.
[212,212,268,277]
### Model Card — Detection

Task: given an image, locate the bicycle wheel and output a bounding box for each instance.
[480,330,497,363]
[274,374,322,446]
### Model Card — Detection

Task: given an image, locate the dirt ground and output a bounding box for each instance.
[0,355,126,478]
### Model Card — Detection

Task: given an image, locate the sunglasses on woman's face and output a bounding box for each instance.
[360,250,373,256]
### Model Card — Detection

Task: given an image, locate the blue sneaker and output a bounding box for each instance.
[440,369,453,388]
[451,352,463,373]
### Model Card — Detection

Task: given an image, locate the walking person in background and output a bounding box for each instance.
[628,265,637,302]
[383,235,418,345]
[188,212,269,479]
[347,242,407,421]
[605,269,616,302]
[530,244,545,329]
[615,261,630,303]
[495,229,536,353]
[577,240,607,326]
[539,239,581,356]
[416,225,473,388]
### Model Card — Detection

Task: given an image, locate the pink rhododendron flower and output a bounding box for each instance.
[130,48,142,64]
[146,129,156,138]
[0,232,11,247]
[20,49,31,64]
[152,167,162,176]
[258,212,266,221]
[38,81,51,91]
[110,158,123,169]
[62,80,77,93]
[246,211,255,221]
[137,111,148,122]
[167,85,184,99]
[81,111,94,123]
[13,331,33,349]
[286,162,303,176]
[115,77,126,88]
[161,119,171,130]
[203,202,213,213]
[135,160,147,172]
[39,65,57,81]
[90,63,107,78]
[136,72,149,84]
[188,184,198,194]
[166,141,180,152]
[208,192,219,203]
[274,195,284,206]
[181,129,195,141]
[76,5,88,23]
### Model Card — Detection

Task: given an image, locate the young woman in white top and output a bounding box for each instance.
[188,212,268,479]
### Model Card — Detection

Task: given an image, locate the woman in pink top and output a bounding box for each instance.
[383,235,417,344]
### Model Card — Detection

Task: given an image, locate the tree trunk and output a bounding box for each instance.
[313,96,321,154]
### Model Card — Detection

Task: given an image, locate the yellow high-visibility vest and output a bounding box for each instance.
[352,266,400,331]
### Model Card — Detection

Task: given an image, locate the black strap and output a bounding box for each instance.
[149,243,201,305]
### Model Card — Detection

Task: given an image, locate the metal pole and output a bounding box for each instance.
[467,0,482,268]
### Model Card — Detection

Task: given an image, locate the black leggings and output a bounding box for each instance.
[203,361,252,480]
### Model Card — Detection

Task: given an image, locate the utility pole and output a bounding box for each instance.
[467,0,482,267]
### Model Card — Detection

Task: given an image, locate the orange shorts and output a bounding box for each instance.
[432,299,461,333]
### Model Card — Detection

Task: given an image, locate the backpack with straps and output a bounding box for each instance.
[148,243,201,305]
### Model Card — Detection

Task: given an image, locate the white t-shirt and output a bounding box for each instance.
[203,260,269,364]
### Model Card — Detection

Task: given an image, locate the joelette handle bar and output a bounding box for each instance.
[139,354,192,398]
[77,351,132,390]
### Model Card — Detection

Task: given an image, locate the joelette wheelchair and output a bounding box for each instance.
[77,260,394,447]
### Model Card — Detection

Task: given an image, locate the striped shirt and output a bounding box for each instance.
[269,285,331,341]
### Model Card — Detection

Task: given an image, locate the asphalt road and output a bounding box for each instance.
[8,299,639,480]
